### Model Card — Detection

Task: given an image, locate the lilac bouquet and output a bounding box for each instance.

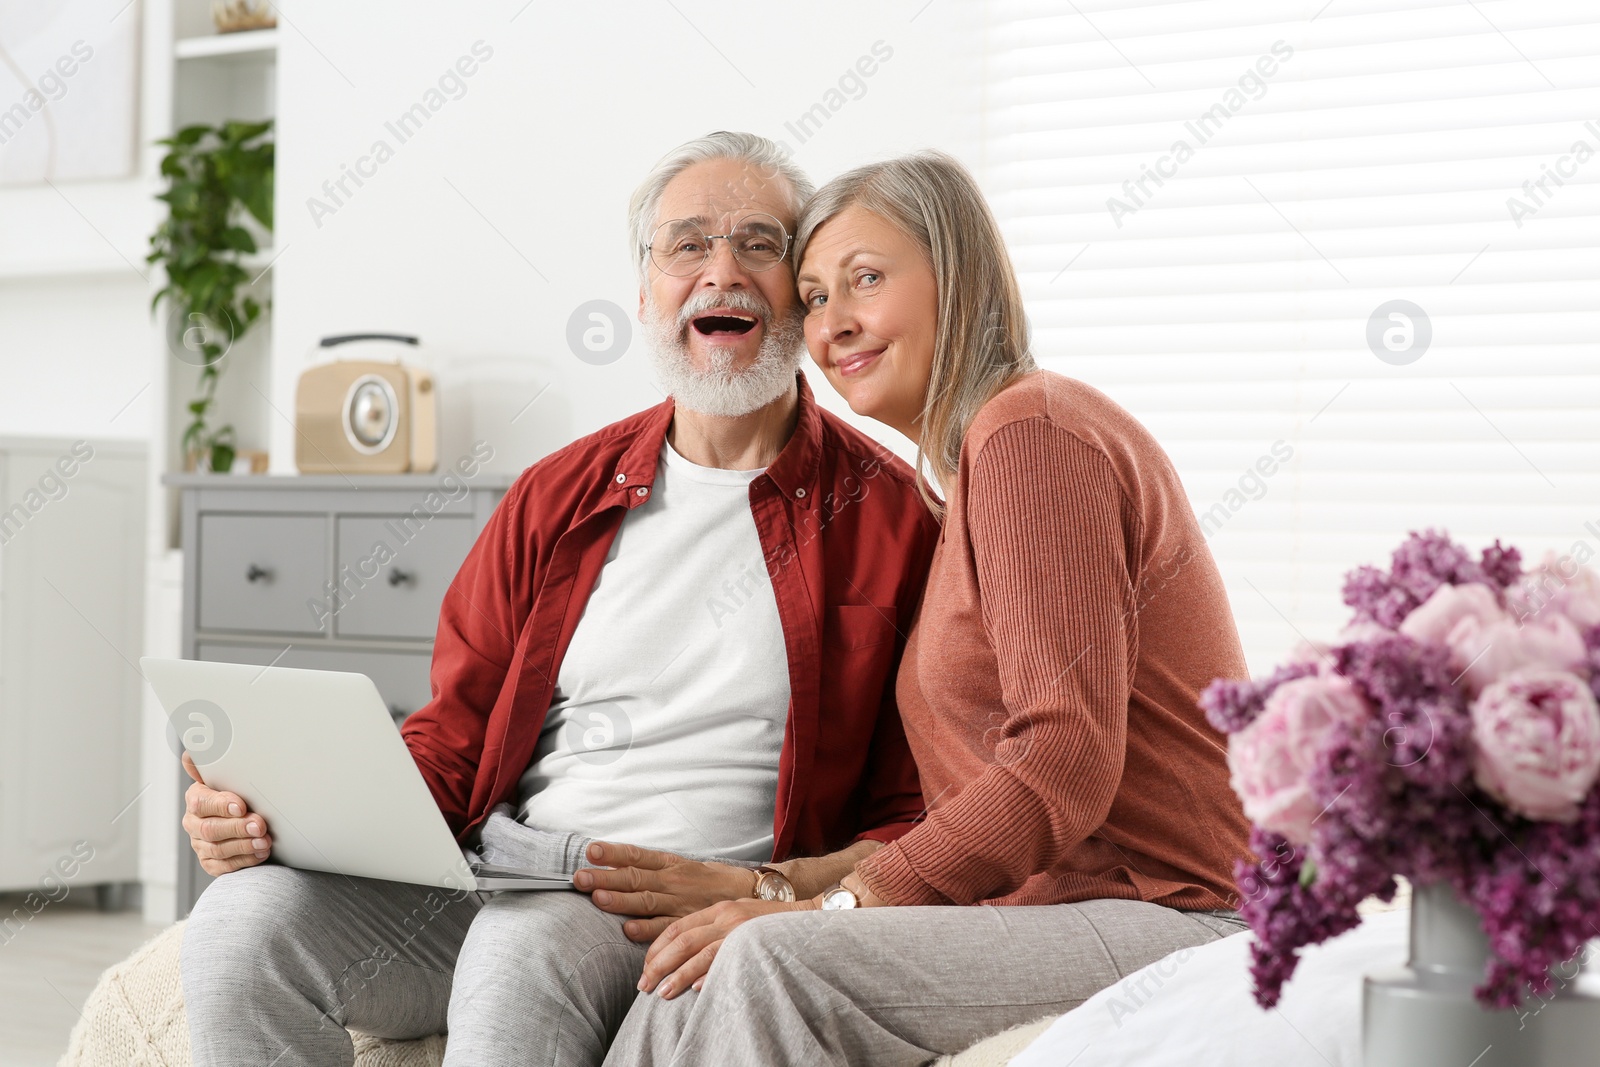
[1202,530,1600,1009]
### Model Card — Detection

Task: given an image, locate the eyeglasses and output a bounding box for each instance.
[646,213,793,277]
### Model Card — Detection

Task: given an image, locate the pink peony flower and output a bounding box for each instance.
[1450,613,1588,695]
[1470,669,1600,823]
[1399,582,1503,646]
[1508,550,1600,630]
[1228,675,1374,844]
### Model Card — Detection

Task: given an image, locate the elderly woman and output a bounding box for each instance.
[601,151,1255,1066]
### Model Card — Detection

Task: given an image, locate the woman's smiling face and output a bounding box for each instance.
[796,206,940,441]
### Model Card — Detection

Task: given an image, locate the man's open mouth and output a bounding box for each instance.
[691,312,760,337]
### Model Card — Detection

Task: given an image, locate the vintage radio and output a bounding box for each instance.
[294,334,437,474]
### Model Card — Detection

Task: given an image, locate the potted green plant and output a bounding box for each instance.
[147,119,274,474]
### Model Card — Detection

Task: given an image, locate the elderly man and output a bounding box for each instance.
[177,131,939,1067]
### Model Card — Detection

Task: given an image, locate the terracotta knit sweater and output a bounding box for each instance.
[854,371,1251,910]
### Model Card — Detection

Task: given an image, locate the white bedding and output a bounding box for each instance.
[1011,910,1410,1066]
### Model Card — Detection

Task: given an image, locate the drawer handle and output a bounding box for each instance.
[245,564,273,584]
[387,567,415,587]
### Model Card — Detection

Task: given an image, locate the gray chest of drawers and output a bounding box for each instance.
[163,471,516,915]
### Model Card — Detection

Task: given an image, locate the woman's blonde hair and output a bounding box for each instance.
[794,150,1035,514]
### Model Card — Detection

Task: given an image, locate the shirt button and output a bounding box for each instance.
[635,486,648,497]
[614,473,626,484]
[794,487,807,498]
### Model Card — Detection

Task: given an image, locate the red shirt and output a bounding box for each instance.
[402,374,940,861]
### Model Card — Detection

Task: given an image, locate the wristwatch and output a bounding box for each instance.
[819,881,862,911]
[751,864,796,903]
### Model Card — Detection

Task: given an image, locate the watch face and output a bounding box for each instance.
[756,875,795,903]
[821,886,859,911]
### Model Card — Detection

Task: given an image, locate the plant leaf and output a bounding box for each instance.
[220,226,257,253]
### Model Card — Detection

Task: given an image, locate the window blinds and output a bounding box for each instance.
[982,0,1600,671]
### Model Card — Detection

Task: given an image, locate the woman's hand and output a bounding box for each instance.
[638,898,814,999]
[575,841,760,942]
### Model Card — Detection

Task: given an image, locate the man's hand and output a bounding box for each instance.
[575,841,759,942]
[638,898,811,999]
[180,751,272,876]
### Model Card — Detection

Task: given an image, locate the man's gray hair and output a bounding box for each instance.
[627,131,814,280]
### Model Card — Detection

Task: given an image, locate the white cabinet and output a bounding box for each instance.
[0,438,145,897]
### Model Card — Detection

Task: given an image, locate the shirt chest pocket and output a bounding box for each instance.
[823,603,898,652]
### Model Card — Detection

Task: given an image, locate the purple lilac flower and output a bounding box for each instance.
[1200,660,1322,735]
[1341,563,1416,630]
[1234,827,1370,1009]
[1333,634,1472,788]
[1461,788,1600,1008]
[1478,540,1524,592]
[1342,530,1514,627]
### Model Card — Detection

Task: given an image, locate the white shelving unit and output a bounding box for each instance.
[173,28,278,60]
[0,256,146,281]
[159,6,278,529]
[140,3,283,923]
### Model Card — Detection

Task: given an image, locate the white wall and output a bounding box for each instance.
[268,0,982,475]
[0,274,157,436]
[0,0,166,443]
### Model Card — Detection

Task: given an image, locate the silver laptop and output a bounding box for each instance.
[141,657,571,893]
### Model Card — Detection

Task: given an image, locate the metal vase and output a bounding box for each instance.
[1363,882,1600,1066]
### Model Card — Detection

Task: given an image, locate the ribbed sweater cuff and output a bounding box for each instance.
[854,841,952,907]
[854,771,1057,906]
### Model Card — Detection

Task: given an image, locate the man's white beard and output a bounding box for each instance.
[645,290,805,418]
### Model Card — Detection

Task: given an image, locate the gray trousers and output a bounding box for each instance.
[604,899,1248,1067]
[180,863,647,1067]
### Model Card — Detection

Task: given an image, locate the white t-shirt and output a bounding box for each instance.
[516,441,790,863]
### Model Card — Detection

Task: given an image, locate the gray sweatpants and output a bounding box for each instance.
[180,863,647,1067]
[604,899,1248,1067]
